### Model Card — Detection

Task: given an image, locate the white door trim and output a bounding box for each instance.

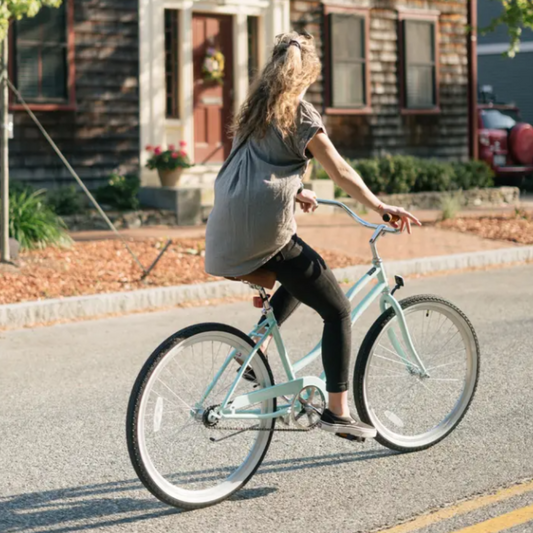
[139,0,290,186]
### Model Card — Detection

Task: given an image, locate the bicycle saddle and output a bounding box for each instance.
[225,268,276,290]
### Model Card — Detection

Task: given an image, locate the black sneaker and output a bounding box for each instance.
[319,409,377,439]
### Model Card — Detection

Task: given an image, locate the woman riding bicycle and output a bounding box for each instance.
[205,31,421,439]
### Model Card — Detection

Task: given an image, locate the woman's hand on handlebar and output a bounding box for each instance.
[378,204,422,234]
[296,189,319,213]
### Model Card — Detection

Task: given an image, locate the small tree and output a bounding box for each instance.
[0,1,63,40]
[484,0,533,57]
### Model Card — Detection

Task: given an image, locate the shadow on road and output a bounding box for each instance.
[0,448,394,532]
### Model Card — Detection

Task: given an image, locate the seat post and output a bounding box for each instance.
[258,286,271,309]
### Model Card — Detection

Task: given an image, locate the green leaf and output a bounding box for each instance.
[1,1,63,41]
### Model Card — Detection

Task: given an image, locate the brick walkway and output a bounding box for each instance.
[70,204,521,263]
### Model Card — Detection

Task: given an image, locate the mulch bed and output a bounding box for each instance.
[0,238,364,305]
[438,210,533,245]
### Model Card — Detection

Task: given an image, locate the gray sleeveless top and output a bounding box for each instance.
[205,100,325,277]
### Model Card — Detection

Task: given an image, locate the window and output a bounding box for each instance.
[165,9,180,119]
[400,14,439,112]
[480,109,519,130]
[325,7,370,114]
[11,0,74,108]
[247,16,260,84]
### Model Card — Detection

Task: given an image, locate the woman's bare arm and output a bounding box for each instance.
[307,132,421,233]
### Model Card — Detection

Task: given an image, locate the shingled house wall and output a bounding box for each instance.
[291,0,469,161]
[8,0,140,189]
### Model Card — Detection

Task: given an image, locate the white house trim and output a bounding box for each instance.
[139,0,290,186]
[478,41,533,55]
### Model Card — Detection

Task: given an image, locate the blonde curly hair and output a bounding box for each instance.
[232,31,321,141]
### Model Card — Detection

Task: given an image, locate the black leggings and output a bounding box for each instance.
[261,235,352,393]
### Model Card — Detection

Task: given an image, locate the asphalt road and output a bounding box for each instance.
[1,264,533,533]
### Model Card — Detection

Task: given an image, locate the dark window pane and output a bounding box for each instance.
[333,62,364,107]
[42,48,67,99]
[41,6,66,43]
[15,3,68,103]
[16,47,40,98]
[165,9,179,118]
[330,14,366,107]
[331,14,363,61]
[17,5,66,43]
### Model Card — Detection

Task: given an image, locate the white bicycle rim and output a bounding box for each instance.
[135,331,274,506]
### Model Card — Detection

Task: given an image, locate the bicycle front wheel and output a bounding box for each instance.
[354,295,479,453]
[127,323,276,509]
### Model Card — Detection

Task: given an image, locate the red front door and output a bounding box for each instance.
[193,14,234,164]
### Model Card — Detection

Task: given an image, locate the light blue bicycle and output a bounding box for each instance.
[126,199,480,509]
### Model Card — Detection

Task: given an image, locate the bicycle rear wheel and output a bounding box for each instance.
[126,323,276,509]
[354,295,479,453]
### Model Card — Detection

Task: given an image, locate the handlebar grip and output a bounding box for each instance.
[383,213,401,224]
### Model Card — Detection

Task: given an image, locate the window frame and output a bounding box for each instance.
[398,9,440,115]
[324,4,371,115]
[8,0,76,112]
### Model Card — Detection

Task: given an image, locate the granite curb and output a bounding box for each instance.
[2,246,532,329]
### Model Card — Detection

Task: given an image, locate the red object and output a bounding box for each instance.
[509,123,533,165]
[477,104,533,181]
[253,297,263,309]
[171,152,178,159]
[180,140,187,147]
[168,144,175,151]
[192,13,234,163]
[145,145,153,151]
[154,147,162,155]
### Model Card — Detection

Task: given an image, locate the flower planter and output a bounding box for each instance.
[157,168,183,188]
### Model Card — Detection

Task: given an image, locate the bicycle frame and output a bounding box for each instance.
[197,200,428,423]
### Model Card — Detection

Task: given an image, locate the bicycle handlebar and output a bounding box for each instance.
[316,199,399,234]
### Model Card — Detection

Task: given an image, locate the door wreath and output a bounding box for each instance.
[202,47,225,85]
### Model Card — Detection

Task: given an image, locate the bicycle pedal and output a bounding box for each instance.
[335,433,366,443]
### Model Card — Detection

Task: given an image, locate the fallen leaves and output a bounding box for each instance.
[0,238,363,305]
[439,210,533,245]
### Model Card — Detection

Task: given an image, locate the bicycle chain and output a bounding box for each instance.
[206,422,316,432]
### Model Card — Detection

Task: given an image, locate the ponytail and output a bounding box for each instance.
[232,32,321,140]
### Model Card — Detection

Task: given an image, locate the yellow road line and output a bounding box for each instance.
[450,503,533,533]
[376,479,533,533]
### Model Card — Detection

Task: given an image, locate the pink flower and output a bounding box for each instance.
[179,140,187,147]
[154,146,162,155]
[168,144,175,151]
[171,152,178,159]
[180,150,187,157]
[145,144,153,151]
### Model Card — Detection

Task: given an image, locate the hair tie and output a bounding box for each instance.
[288,40,302,50]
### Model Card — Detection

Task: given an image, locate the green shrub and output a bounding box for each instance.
[351,155,418,195]
[413,160,456,193]
[310,156,494,197]
[46,185,85,216]
[451,160,494,190]
[9,188,72,250]
[352,157,383,193]
[95,173,140,211]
